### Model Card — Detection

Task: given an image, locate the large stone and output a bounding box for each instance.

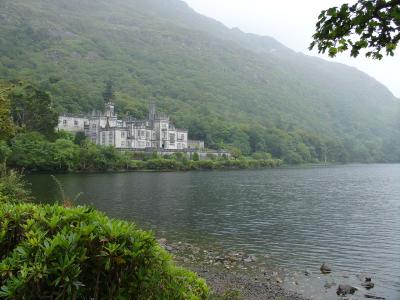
[320,263,332,274]
[362,281,375,289]
[336,284,358,296]
[357,273,373,282]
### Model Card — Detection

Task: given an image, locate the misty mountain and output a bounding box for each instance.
[1,0,399,162]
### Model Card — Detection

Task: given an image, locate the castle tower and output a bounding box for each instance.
[104,102,115,117]
[148,103,156,121]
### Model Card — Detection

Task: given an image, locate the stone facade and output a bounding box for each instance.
[57,103,200,151]
[188,140,205,150]
[58,114,89,133]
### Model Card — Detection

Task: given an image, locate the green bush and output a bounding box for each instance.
[126,159,146,170]
[192,152,200,162]
[0,165,32,203]
[145,159,183,171]
[0,203,208,299]
[193,160,216,170]
[131,151,149,161]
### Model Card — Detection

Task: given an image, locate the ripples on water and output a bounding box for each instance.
[28,164,400,300]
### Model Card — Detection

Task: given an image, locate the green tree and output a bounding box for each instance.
[10,83,58,138]
[0,84,15,140]
[229,147,242,160]
[0,141,11,163]
[78,141,104,171]
[55,130,75,141]
[74,131,87,145]
[52,139,79,170]
[9,132,54,171]
[310,0,400,59]
[252,152,272,160]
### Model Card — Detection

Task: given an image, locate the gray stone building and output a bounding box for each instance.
[57,102,201,151]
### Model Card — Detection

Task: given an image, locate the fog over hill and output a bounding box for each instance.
[1,0,399,162]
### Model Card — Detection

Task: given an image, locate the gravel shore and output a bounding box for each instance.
[193,266,307,300]
[158,238,308,300]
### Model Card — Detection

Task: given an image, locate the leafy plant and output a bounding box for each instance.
[0,202,209,299]
[310,0,400,59]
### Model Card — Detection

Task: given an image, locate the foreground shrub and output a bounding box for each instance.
[0,203,208,299]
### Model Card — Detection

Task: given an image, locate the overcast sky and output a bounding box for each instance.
[182,0,400,98]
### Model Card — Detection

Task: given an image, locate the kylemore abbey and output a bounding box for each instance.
[58,102,207,152]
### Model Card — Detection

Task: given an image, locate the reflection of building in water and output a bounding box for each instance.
[58,102,200,151]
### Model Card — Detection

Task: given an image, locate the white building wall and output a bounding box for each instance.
[88,118,100,144]
[176,130,188,150]
[167,130,177,150]
[114,129,129,148]
[57,116,88,133]
[100,130,114,146]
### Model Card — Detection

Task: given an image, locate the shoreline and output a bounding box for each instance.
[158,238,389,300]
[157,238,308,300]
[21,162,399,175]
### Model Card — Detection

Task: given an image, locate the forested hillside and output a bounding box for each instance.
[1,0,399,162]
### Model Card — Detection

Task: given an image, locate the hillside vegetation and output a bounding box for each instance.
[1,0,400,163]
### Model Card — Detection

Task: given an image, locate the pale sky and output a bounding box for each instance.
[182,0,400,98]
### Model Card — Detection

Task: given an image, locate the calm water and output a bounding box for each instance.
[27,164,400,300]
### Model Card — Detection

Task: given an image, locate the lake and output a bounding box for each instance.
[27,164,400,300]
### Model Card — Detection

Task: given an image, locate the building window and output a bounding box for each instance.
[74,120,78,126]
[109,132,113,140]
[92,124,96,129]
[170,133,175,144]
[121,132,125,138]
[63,120,67,125]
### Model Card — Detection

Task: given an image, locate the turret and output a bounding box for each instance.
[104,102,115,117]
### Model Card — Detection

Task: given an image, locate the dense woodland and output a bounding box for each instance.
[1,0,400,163]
